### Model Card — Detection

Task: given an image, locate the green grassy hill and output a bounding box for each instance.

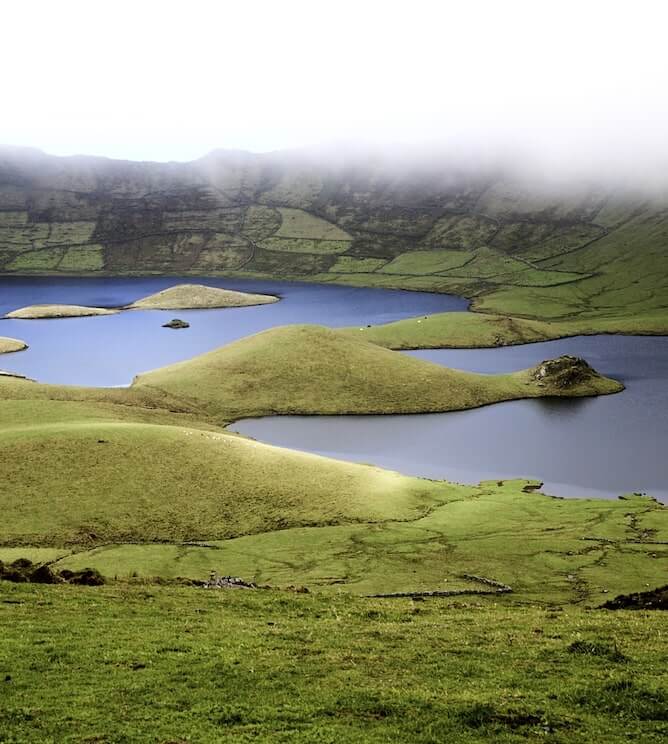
[0,420,450,546]
[134,325,622,420]
[0,375,451,546]
[340,310,668,350]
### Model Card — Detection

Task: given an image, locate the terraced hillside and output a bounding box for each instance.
[2,146,667,331]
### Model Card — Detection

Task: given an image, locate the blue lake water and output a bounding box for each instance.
[234,335,668,502]
[1,276,666,501]
[0,276,466,386]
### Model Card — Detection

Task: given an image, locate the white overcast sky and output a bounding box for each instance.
[2,0,668,174]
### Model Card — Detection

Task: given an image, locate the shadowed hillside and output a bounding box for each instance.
[1,145,667,331]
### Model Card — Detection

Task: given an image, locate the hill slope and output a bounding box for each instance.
[1,146,667,332]
[0,374,451,545]
[134,325,622,420]
[0,346,661,605]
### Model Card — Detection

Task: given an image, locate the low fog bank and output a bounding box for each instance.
[261,136,668,193]
[3,138,668,199]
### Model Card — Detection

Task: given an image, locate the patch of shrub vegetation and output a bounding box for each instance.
[454,702,566,734]
[0,559,104,586]
[569,678,668,721]
[567,639,629,662]
[601,585,668,610]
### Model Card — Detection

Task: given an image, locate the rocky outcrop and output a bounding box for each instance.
[203,572,256,589]
[531,355,601,389]
[162,318,190,329]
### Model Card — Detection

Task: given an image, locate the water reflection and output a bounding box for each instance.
[533,396,593,417]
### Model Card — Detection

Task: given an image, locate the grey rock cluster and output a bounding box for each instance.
[203,571,256,589]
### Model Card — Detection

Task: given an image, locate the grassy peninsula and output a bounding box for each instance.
[1,583,666,743]
[134,325,622,420]
[341,311,668,350]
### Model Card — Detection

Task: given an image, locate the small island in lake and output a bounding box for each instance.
[3,285,279,321]
[0,336,28,353]
[127,283,279,310]
[4,304,119,319]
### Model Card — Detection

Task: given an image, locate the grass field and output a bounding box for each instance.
[0,583,666,742]
[2,483,661,605]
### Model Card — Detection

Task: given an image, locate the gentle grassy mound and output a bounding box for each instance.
[342,312,567,349]
[4,304,118,319]
[128,283,279,309]
[33,483,666,605]
[0,418,449,546]
[1,584,666,742]
[0,336,27,353]
[134,325,622,420]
